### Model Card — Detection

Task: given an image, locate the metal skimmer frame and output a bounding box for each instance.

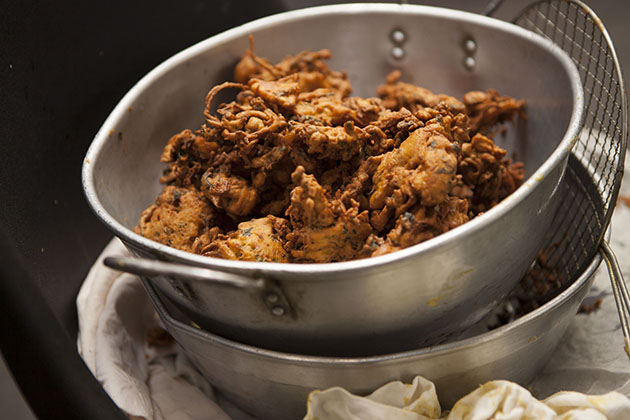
[512,1,629,359]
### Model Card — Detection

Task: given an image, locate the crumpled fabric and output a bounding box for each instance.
[304,378,630,420]
[304,376,440,420]
[76,239,232,420]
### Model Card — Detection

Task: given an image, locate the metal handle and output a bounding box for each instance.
[104,256,265,291]
[104,256,294,317]
[600,241,630,361]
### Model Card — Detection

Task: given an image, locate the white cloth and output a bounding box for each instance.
[77,239,231,420]
[304,379,630,420]
[304,376,441,420]
[77,152,630,420]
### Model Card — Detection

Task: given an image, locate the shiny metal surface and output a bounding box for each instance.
[145,246,601,420]
[82,4,584,355]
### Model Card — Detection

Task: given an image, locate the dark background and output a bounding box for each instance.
[1,1,627,419]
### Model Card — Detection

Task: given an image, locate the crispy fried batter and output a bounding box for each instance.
[234,36,351,98]
[204,82,287,148]
[135,186,216,253]
[458,133,525,213]
[160,129,221,188]
[369,196,470,256]
[283,120,367,161]
[204,215,289,262]
[294,92,382,127]
[369,119,459,231]
[136,40,526,263]
[377,70,466,115]
[249,75,300,111]
[200,166,259,217]
[286,167,372,262]
[464,89,525,135]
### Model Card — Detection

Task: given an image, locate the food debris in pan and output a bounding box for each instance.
[488,244,606,329]
[578,297,603,314]
[135,37,526,263]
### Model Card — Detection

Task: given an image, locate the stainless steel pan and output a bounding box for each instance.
[83,3,585,356]
[143,155,604,420]
[145,254,598,420]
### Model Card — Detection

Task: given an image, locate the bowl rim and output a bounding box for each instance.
[82,2,585,275]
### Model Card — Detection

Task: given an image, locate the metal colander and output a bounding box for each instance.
[511,0,629,356]
[85,0,629,357]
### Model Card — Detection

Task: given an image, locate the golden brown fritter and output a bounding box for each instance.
[284,121,368,162]
[203,82,287,148]
[249,75,300,111]
[136,40,526,263]
[204,215,289,262]
[135,186,216,253]
[234,36,351,98]
[293,92,383,127]
[368,118,459,232]
[200,166,259,218]
[159,129,221,189]
[368,196,470,257]
[377,70,466,115]
[464,89,525,135]
[285,167,372,262]
[458,133,525,213]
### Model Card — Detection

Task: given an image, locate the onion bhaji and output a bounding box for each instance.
[135,37,526,263]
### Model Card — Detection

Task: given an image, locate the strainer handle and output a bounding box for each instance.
[600,241,630,362]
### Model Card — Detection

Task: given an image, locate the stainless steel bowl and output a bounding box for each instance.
[146,261,598,420]
[83,4,584,355]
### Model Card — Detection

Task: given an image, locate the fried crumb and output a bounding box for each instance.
[579,297,603,314]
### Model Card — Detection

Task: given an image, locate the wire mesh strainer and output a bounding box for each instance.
[509,0,629,358]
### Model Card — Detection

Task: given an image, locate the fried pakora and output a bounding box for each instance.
[136,40,526,263]
[285,166,372,262]
[135,186,218,253]
[203,215,290,262]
